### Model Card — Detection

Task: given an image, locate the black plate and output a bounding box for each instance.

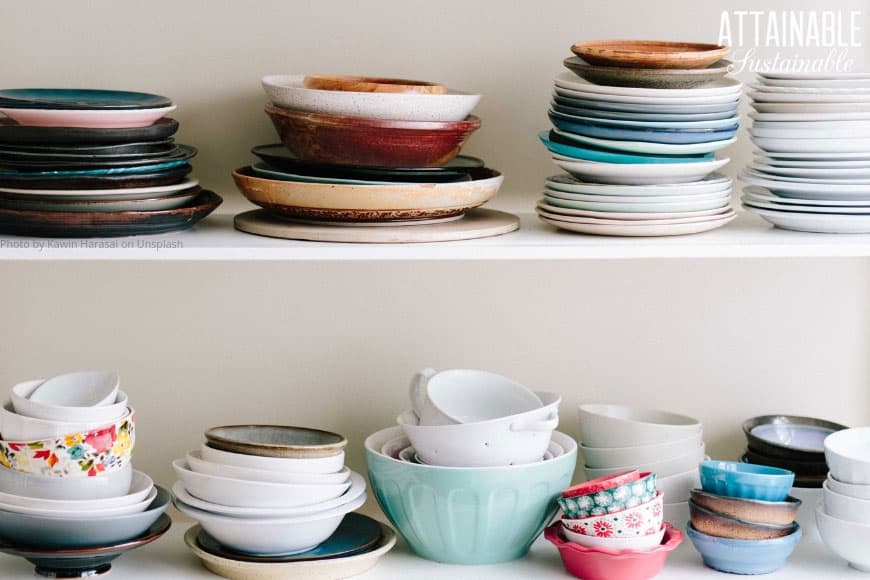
[0,139,175,159]
[0,118,180,145]
[742,415,847,461]
[0,165,191,190]
[252,144,482,183]
[0,144,196,170]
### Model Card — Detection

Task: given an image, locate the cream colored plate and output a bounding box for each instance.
[184,522,396,580]
[537,207,736,226]
[536,200,732,221]
[540,213,735,236]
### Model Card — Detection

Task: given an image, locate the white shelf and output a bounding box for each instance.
[0,507,862,579]
[3,211,870,261]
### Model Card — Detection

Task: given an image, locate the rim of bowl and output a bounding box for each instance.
[261,74,478,98]
[0,406,134,444]
[546,521,682,556]
[690,488,802,508]
[824,427,870,463]
[6,485,170,523]
[579,403,701,428]
[264,102,481,131]
[699,459,793,479]
[562,490,663,524]
[398,390,560,430]
[204,425,347,456]
[743,415,848,454]
[687,520,802,544]
[172,458,349,491]
[688,499,799,533]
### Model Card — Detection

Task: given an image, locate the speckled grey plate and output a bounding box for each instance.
[205,425,348,458]
[564,57,733,89]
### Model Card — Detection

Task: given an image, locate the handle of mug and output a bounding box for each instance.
[510,415,559,433]
[409,368,437,419]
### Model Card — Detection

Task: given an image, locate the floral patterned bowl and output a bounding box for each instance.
[562,492,664,538]
[0,409,135,478]
[559,472,657,519]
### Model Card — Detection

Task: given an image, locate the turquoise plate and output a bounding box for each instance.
[0,159,189,177]
[539,131,714,164]
[0,89,172,110]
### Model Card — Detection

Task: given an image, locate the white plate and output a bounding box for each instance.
[744,205,870,233]
[537,206,736,226]
[744,168,870,185]
[751,136,870,154]
[545,173,731,196]
[743,188,870,208]
[554,86,741,106]
[758,78,870,89]
[753,120,870,131]
[760,72,870,81]
[754,149,870,161]
[553,93,739,115]
[540,213,735,236]
[536,200,732,221]
[750,127,870,139]
[740,174,870,200]
[749,163,870,179]
[551,130,735,156]
[754,156,870,168]
[742,197,870,214]
[544,187,730,204]
[550,113,739,130]
[0,191,201,212]
[0,179,199,201]
[552,155,729,185]
[750,90,870,103]
[752,102,870,113]
[554,73,743,97]
[750,111,870,122]
[751,84,870,94]
[552,106,738,122]
[543,193,730,213]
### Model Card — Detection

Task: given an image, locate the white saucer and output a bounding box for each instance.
[554,86,741,106]
[539,212,735,236]
[750,91,870,103]
[545,173,731,196]
[543,193,730,214]
[749,164,870,180]
[740,174,870,201]
[544,187,730,204]
[750,111,870,122]
[536,200,732,221]
[537,206,736,226]
[751,136,870,154]
[743,168,870,185]
[744,205,870,233]
[552,155,729,185]
[743,188,870,207]
[742,197,870,214]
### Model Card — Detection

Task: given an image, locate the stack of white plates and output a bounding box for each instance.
[742,72,870,233]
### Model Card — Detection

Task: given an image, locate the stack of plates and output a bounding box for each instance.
[0,88,220,237]
[537,40,740,236]
[742,72,870,233]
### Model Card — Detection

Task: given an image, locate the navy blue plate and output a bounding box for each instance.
[540,131,714,164]
[549,114,738,145]
[0,89,172,110]
[0,118,179,145]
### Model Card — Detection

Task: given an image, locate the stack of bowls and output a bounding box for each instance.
[0,371,170,577]
[233,75,510,237]
[547,470,682,580]
[578,404,705,522]
[537,40,740,236]
[741,415,848,489]
[366,367,576,564]
[0,88,220,236]
[816,427,870,571]
[687,460,801,574]
[742,72,870,233]
[175,425,393,580]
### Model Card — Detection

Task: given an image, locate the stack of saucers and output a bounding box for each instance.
[0,371,170,577]
[232,75,518,243]
[537,40,739,236]
[174,425,393,580]
[0,88,220,236]
[546,470,682,580]
[741,72,870,233]
[366,368,576,564]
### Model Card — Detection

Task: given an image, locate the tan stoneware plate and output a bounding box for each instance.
[302,75,447,94]
[690,489,801,526]
[688,499,798,540]
[232,166,503,220]
[571,40,730,69]
[563,57,732,89]
[204,425,347,459]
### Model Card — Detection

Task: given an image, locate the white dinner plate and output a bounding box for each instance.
[552,155,729,185]
[744,205,870,233]
[757,78,870,89]
[537,206,736,225]
[753,120,870,131]
[740,173,870,200]
[742,197,870,214]
[554,85,741,106]
[750,111,870,122]
[539,212,735,236]
[751,102,870,113]
[743,188,870,207]
[759,72,870,81]
[550,113,739,130]
[749,163,870,179]
[543,193,730,214]
[545,173,731,196]
[744,169,870,185]
[749,90,870,103]
[551,130,736,156]
[544,187,730,204]
[751,136,870,153]
[754,149,870,161]
[536,200,732,221]
[0,178,199,201]
[750,84,870,94]
[750,127,870,139]
[554,73,743,97]
[754,156,870,168]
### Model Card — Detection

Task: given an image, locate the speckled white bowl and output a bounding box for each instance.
[262,75,480,122]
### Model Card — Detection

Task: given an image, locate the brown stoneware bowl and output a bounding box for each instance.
[563,57,732,89]
[204,425,347,459]
[265,103,480,168]
[689,499,798,540]
[571,40,730,69]
[690,489,801,526]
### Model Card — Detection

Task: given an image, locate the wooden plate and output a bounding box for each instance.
[571,40,730,69]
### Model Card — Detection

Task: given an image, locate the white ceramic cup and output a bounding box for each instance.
[409,368,542,426]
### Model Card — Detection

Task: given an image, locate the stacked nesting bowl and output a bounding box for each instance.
[175,425,394,580]
[537,40,739,236]
[0,88,220,236]
[366,368,576,564]
[0,371,170,577]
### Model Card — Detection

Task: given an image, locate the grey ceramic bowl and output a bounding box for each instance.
[0,485,170,548]
[743,415,847,460]
[205,425,347,459]
[563,57,732,89]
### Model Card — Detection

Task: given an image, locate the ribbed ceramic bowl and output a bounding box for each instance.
[365,426,577,564]
[687,521,801,574]
[699,460,794,501]
[265,104,480,168]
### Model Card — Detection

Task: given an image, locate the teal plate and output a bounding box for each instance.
[196,513,382,563]
[0,159,189,177]
[539,131,713,164]
[0,89,172,110]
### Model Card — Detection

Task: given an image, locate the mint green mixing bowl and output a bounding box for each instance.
[365,426,577,564]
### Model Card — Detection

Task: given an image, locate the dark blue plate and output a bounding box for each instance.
[0,158,191,176]
[549,114,737,145]
[0,89,172,110]
[196,512,382,563]
[0,165,191,189]
[539,131,714,164]
[0,118,179,145]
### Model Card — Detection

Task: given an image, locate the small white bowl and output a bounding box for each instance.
[816,502,870,571]
[579,404,702,447]
[27,371,119,407]
[825,428,870,485]
[174,490,366,556]
[0,398,130,441]
[0,485,156,518]
[172,459,351,509]
[0,463,133,500]
[12,379,129,423]
[562,522,666,550]
[823,480,870,523]
[0,469,152,511]
[583,444,706,480]
[200,443,345,474]
[186,450,350,485]
[581,432,704,469]
[826,473,870,500]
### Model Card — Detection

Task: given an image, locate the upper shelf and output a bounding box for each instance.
[3,210,870,261]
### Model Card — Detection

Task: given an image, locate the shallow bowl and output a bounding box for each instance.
[27,371,119,407]
[578,404,702,447]
[826,473,870,500]
[580,431,703,468]
[559,472,657,519]
[186,450,350,485]
[0,398,130,441]
[689,499,797,540]
[743,415,846,460]
[823,479,870,523]
[0,107,175,129]
[204,425,346,459]
[687,521,801,574]
[0,463,133,500]
[816,502,870,571]
[562,522,666,551]
[690,489,801,526]
[200,443,345,474]
[699,460,794,501]
[825,427,870,485]
[11,379,129,423]
[571,40,730,69]
[583,443,706,479]
[563,57,731,89]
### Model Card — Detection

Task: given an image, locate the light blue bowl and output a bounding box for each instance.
[687,522,801,574]
[365,426,577,565]
[699,460,794,501]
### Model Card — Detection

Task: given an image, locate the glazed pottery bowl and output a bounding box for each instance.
[0,410,134,478]
[562,522,666,551]
[580,431,703,468]
[562,492,664,538]
[826,472,870,500]
[27,371,119,407]
[171,458,351,509]
[688,499,797,540]
[578,404,702,447]
[11,378,129,423]
[690,489,801,526]
[0,485,170,548]
[687,521,801,574]
[186,450,350,485]
[656,468,701,502]
[545,522,682,580]
[173,490,365,556]
[825,427,870,484]
[563,56,732,89]
[571,40,730,69]
[699,460,794,501]
[265,103,480,168]
[262,74,480,122]
[743,415,846,460]
[396,391,559,467]
[0,399,130,441]
[200,443,345,475]
[204,425,346,459]
[365,426,577,564]
[559,471,657,519]
[583,444,706,480]
[0,463,133,500]
[816,502,870,571]
[823,479,870,523]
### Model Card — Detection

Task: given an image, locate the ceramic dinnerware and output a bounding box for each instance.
[559,471,656,518]
[185,450,350,485]
[553,155,728,185]
[563,57,732,89]
[561,491,664,538]
[0,106,176,128]
[690,489,801,526]
[687,521,801,574]
[822,480,870,523]
[580,432,704,468]
[28,370,119,407]
[699,460,794,501]
[816,502,870,571]
[562,523,667,551]
[824,427,870,484]
[583,444,706,479]
[204,425,346,459]
[0,117,179,145]
[0,469,151,510]
[688,499,797,540]
[199,443,345,475]
[578,404,702,447]
[826,473,870,500]
[11,379,129,423]
[571,40,730,69]
[0,399,131,441]
[0,462,133,500]
[302,75,446,94]
[0,88,172,110]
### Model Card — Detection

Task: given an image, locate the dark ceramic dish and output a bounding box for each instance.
[743,415,847,460]
[251,144,480,183]
[740,455,825,488]
[0,189,221,237]
[265,104,481,168]
[0,139,176,160]
[563,57,732,89]
[0,118,179,145]
[0,165,191,190]
[0,513,170,578]
[743,448,828,476]
[0,186,201,212]
[0,144,196,170]
[0,88,172,110]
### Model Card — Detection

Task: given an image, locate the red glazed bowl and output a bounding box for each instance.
[545,521,682,580]
[265,103,481,168]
